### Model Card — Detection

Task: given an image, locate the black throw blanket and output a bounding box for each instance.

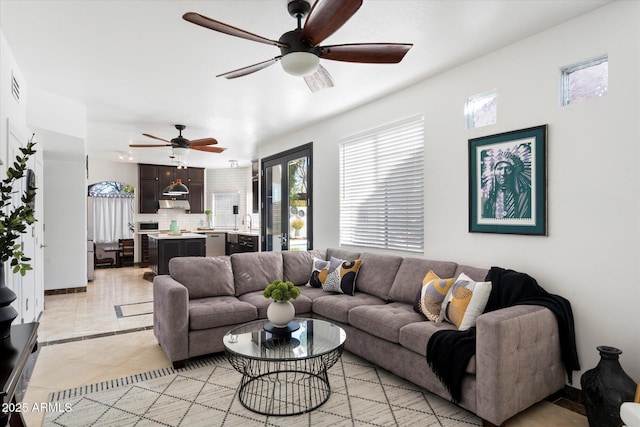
[426,267,580,404]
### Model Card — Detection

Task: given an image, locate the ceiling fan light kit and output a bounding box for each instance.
[281,52,319,76]
[172,146,189,157]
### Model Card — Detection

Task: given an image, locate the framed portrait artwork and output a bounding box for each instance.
[468,125,547,235]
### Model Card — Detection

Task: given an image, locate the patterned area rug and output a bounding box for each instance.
[44,351,481,426]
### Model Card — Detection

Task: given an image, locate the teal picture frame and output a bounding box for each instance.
[469,125,547,235]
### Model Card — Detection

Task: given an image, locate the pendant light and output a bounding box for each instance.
[169,179,189,195]
[162,179,189,196]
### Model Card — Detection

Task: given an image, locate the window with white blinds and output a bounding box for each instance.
[339,115,424,253]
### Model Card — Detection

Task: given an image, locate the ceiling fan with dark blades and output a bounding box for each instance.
[129,124,227,154]
[182,0,413,92]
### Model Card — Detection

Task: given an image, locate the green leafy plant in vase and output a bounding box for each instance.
[204,209,212,229]
[0,137,37,339]
[263,280,300,327]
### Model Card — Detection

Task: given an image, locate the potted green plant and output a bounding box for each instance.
[263,279,300,327]
[204,209,212,228]
[0,137,37,339]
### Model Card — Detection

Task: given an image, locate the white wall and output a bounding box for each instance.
[260,1,640,385]
[27,87,87,291]
[88,159,137,187]
[0,31,28,144]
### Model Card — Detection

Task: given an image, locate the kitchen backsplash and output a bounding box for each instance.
[137,209,259,231]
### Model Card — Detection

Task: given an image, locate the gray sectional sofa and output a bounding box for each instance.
[153,248,566,426]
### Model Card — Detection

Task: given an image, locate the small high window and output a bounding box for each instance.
[465,90,497,129]
[561,55,608,106]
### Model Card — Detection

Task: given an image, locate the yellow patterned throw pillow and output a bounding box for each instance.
[307,256,363,296]
[307,257,331,288]
[322,257,362,296]
[417,270,455,322]
[441,273,492,330]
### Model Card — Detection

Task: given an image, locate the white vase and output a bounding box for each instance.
[267,300,295,328]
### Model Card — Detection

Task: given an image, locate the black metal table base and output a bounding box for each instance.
[227,347,343,416]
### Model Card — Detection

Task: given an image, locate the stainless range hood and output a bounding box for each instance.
[158,200,191,210]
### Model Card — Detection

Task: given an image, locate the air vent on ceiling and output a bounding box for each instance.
[11,71,20,102]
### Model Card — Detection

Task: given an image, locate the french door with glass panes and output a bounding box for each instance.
[261,143,312,252]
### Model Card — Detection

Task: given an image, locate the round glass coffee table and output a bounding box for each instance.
[223,318,346,416]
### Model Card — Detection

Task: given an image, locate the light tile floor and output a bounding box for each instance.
[22,266,588,427]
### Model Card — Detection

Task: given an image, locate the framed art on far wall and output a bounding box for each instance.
[468,124,547,235]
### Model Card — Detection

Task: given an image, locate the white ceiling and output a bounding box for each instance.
[1,0,610,169]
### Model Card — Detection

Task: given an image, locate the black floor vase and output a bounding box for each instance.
[581,346,637,427]
[0,263,18,340]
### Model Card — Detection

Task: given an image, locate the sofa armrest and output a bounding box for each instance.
[153,275,190,364]
[475,305,565,426]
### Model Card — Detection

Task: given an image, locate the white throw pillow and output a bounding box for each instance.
[440,272,492,330]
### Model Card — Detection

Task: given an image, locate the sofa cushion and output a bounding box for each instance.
[389,258,458,303]
[441,273,492,330]
[282,250,324,286]
[169,256,234,299]
[239,289,312,318]
[349,302,424,343]
[398,321,476,374]
[355,253,404,301]
[231,252,283,296]
[189,296,257,330]
[298,285,327,300]
[312,293,385,324]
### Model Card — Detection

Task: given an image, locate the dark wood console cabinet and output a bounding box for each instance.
[1,322,39,427]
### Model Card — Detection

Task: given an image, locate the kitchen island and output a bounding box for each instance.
[148,233,206,275]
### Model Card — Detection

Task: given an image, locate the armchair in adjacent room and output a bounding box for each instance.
[94,243,115,268]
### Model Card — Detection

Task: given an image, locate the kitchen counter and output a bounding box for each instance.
[148,232,205,240]
[226,230,260,237]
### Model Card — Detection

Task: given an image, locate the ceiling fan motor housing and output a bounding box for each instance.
[279,29,320,56]
[172,124,189,147]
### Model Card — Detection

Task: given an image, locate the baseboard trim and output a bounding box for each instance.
[45,287,87,295]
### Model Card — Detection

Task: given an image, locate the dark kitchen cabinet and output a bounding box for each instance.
[251,160,259,214]
[138,163,204,213]
[139,164,159,213]
[187,168,205,214]
[148,236,205,275]
[226,233,258,255]
[239,234,259,252]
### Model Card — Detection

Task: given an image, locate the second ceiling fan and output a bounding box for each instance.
[183,0,413,92]
[129,124,226,155]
